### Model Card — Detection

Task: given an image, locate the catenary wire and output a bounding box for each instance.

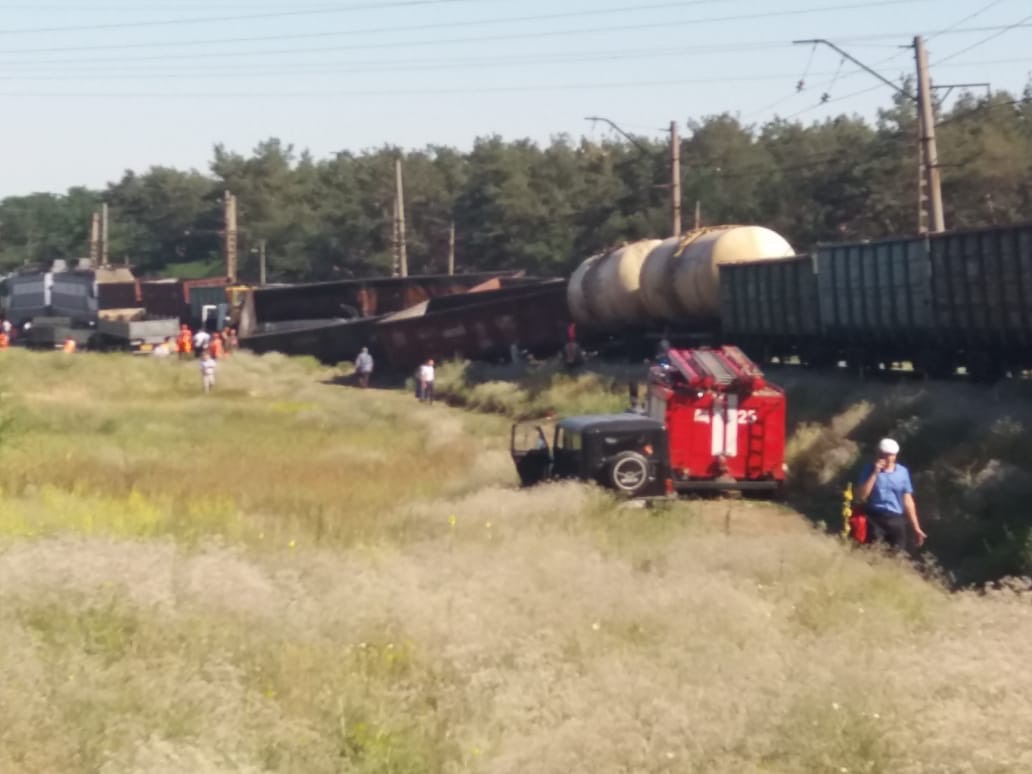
[0,0,513,35]
[934,11,1032,64]
[927,0,1008,41]
[0,0,933,57]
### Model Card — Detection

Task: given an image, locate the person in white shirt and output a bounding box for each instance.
[199,351,217,393]
[193,328,211,355]
[418,358,435,404]
[355,347,374,388]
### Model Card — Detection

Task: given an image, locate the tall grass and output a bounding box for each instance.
[771,367,1032,584]
[3,351,1032,772]
[434,359,638,419]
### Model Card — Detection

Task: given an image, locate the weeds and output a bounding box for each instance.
[2,352,1032,772]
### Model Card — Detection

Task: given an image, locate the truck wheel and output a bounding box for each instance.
[606,451,651,496]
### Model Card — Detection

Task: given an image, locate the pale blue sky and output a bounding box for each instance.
[0,0,1028,196]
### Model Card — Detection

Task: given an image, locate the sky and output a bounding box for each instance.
[0,0,1028,196]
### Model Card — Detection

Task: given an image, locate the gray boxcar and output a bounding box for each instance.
[815,236,931,342]
[720,255,819,337]
[928,223,1032,353]
[719,255,823,363]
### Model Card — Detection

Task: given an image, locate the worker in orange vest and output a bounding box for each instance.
[176,324,193,360]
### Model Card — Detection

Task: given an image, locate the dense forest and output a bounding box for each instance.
[1,87,1030,281]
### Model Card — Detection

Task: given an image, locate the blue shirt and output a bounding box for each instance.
[859,463,913,516]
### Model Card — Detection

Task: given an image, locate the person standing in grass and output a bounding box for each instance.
[200,349,217,394]
[857,438,927,550]
[193,327,211,357]
[418,358,435,404]
[176,324,193,360]
[355,347,374,388]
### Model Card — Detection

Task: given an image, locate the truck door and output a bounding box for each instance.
[510,423,551,487]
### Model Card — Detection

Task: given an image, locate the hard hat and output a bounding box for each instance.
[878,438,900,455]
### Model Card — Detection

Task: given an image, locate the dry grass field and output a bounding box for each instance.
[2,350,1032,773]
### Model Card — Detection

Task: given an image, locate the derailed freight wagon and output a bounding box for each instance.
[250,272,524,325]
[374,280,570,370]
[242,317,382,364]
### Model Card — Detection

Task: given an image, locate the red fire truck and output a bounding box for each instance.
[510,346,786,497]
[646,346,786,493]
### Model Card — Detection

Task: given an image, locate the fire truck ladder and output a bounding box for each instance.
[744,410,765,476]
[690,349,737,386]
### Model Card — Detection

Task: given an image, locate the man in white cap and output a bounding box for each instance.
[857,438,927,549]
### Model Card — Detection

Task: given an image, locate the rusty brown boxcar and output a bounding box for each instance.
[374,280,570,369]
[251,272,524,324]
[97,281,142,310]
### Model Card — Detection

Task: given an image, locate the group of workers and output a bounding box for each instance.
[164,324,239,361]
[158,324,240,394]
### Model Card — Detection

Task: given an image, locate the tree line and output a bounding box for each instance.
[1,86,1030,282]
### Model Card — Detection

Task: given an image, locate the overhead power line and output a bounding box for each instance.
[0,75,895,96]
[0,0,500,36]
[935,11,1032,64]
[0,59,816,81]
[0,51,1025,80]
[783,84,886,120]
[927,0,1007,41]
[0,0,928,57]
[0,1,781,56]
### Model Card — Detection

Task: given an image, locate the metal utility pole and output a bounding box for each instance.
[395,158,408,278]
[914,35,945,234]
[89,211,101,265]
[258,239,267,286]
[793,37,947,234]
[224,191,238,282]
[447,219,456,276]
[694,200,702,230]
[100,203,109,266]
[670,121,682,237]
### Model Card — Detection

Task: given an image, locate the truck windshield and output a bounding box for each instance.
[557,429,582,451]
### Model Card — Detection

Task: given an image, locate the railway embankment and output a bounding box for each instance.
[437,358,1032,586]
[774,366,1032,586]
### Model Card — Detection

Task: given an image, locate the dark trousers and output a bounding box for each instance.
[421,382,434,404]
[866,509,908,550]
